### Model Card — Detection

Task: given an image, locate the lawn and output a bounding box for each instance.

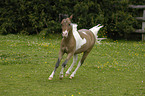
[0,34,145,96]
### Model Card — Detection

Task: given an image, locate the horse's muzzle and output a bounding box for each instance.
[62,30,68,38]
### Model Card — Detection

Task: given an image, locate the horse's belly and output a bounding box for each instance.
[74,42,93,54]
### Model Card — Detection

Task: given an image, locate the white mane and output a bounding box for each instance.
[71,23,78,31]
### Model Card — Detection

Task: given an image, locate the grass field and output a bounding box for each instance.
[0,34,145,96]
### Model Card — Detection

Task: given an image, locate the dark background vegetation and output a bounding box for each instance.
[0,0,144,40]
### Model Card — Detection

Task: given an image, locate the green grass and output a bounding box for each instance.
[0,34,145,96]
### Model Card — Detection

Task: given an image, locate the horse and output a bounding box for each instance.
[48,15,103,80]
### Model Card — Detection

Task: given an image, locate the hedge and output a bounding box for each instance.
[0,0,144,39]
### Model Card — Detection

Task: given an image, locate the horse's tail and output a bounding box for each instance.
[89,24,103,39]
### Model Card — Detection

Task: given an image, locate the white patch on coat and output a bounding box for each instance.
[71,24,86,50]
[82,31,88,35]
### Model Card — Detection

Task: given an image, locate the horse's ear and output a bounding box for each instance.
[70,15,73,20]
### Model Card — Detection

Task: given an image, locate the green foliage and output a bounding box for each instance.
[110,11,135,36]
[0,0,50,35]
[0,0,144,39]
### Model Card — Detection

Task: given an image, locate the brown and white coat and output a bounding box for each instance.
[49,15,103,80]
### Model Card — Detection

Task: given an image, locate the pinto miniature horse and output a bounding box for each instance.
[49,15,103,80]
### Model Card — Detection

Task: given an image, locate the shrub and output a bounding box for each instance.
[0,0,144,39]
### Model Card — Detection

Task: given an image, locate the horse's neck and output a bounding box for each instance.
[72,27,87,50]
[72,28,81,40]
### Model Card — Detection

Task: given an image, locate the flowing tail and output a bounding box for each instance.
[89,24,103,38]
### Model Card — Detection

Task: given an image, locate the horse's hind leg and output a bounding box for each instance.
[69,61,81,79]
[65,54,78,77]
[69,51,90,79]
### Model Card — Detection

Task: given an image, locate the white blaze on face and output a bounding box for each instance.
[71,23,87,50]
[62,30,68,37]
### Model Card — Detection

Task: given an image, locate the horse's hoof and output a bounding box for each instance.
[69,76,73,79]
[48,77,53,80]
[65,73,69,77]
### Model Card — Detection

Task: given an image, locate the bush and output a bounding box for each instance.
[0,0,144,39]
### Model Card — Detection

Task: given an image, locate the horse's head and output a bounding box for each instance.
[61,15,73,38]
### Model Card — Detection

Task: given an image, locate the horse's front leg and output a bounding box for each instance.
[59,53,73,79]
[48,50,64,80]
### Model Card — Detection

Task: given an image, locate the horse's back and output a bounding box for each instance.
[75,29,96,54]
[78,29,88,32]
[78,29,95,42]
